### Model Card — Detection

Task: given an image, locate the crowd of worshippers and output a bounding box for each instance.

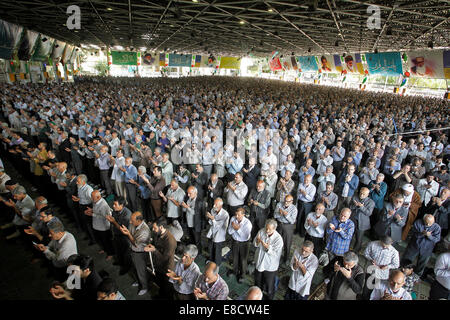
[0,76,449,301]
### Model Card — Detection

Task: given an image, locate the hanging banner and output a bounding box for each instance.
[365,52,403,76]
[18,29,40,61]
[31,36,55,61]
[159,53,166,66]
[219,56,241,69]
[269,56,282,71]
[192,55,202,67]
[201,55,219,68]
[0,19,23,59]
[168,53,192,67]
[333,55,343,73]
[110,51,137,65]
[340,53,365,74]
[318,55,336,73]
[142,52,159,66]
[61,44,74,65]
[51,41,66,60]
[444,50,450,79]
[407,50,445,79]
[296,55,318,72]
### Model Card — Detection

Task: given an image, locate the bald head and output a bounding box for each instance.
[245,286,263,300]
[91,190,101,202]
[423,214,435,226]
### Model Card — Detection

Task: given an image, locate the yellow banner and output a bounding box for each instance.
[219,56,241,69]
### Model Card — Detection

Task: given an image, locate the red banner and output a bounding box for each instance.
[269,57,282,71]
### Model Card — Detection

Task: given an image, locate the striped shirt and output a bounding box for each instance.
[364,241,400,280]
[325,216,355,256]
[274,203,298,225]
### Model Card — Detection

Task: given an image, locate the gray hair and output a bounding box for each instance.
[49,221,65,233]
[12,185,26,195]
[77,174,88,184]
[138,166,147,174]
[245,286,263,300]
[184,244,198,259]
[303,240,315,250]
[343,251,359,265]
[265,219,277,230]
[205,261,219,275]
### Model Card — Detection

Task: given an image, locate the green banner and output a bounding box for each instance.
[111,51,137,65]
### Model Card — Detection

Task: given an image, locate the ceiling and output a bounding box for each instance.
[1,0,449,57]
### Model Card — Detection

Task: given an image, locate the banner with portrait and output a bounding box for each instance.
[296,55,318,72]
[201,55,219,68]
[31,35,55,61]
[0,19,23,59]
[269,56,282,71]
[338,53,365,74]
[141,52,159,66]
[365,52,403,76]
[407,50,445,79]
[317,54,337,73]
[18,29,40,61]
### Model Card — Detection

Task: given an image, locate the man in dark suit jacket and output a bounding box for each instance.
[145,218,177,299]
[207,173,224,210]
[402,214,441,277]
[242,158,260,195]
[64,169,81,231]
[181,186,206,254]
[192,164,208,200]
[57,132,72,166]
[247,180,271,239]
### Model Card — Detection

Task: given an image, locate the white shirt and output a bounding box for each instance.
[92,197,112,231]
[370,281,412,300]
[111,156,126,182]
[253,229,283,272]
[227,216,252,242]
[206,207,229,243]
[288,251,319,296]
[416,179,439,206]
[435,252,450,290]
[226,181,248,206]
[304,212,328,238]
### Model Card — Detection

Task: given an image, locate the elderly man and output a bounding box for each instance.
[325,208,355,261]
[325,251,364,300]
[276,169,295,206]
[242,157,260,192]
[121,157,138,212]
[225,172,248,215]
[194,261,229,300]
[370,270,412,300]
[106,197,132,274]
[207,173,224,210]
[1,185,35,240]
[227,207,252,282]
[390,183,422,241]
[296,174,316,237]
[253,219,284,300]
[349,187,375,252]
[429,245,450,300]
[95,145,113,196]
[274,194,298,264]
[160,179,185,224]
[374,193,408,244]
[181,186,205,253]
[167,244,202,300]
[363,236,400,299]
[84,190,113,260]
[160,153,173,187]
[248,180,271,239]
[34,221,77,281]
[304,203,328,256]
[285,240,319,300]
[316,181,338,221]
[71,174,95,245]
[206,198,229,265]
[416,173,440,207]
[144,218,177,299]
[244,286,263,300]
[337,164,359,211]
[368,173,388,230]
[402,214,441,277]
[120,211,150,296]
[143,166,166,221]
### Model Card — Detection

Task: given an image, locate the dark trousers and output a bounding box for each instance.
[254,270,277,300]
[429,279,450,300]
[231,239,249,276]
[140,197,153,222]
[284,287,308,300]
[100,170,112,195]
[305,233,324,257]
[175,292,195,300]
[402,247,431,276]
[209,241,224,265]
[250,211,268,239]
[125,183,138,212]
[155,271,173,299]
[189,228,202,253]
[278,222,295,263]
[67,198,81,231]
[296,201,314,237]
[228,205,241,216]
[151,199,163,219]
[94,229,114,255]
[112,234,131,269]
[353,229,366,253]
[79,204,96,243]
[131,251,149,290]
